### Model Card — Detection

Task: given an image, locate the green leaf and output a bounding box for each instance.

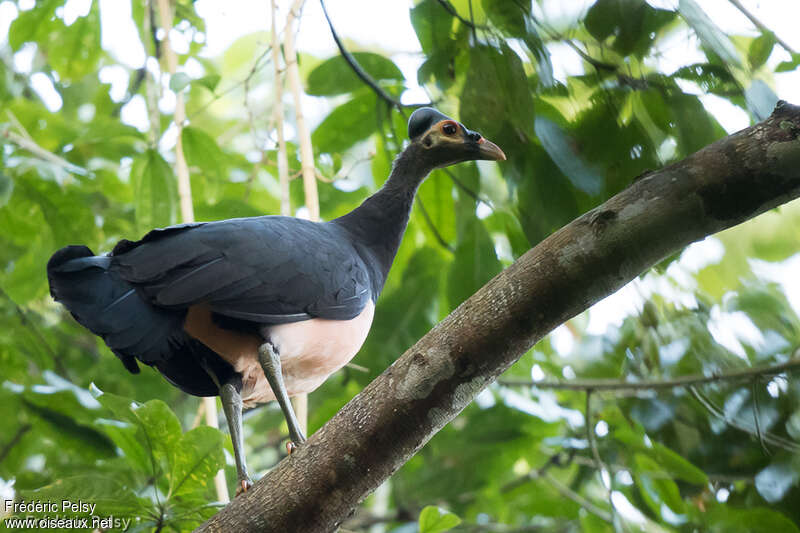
[130,149,177,233]
[306,52,403,96]
[679,0,742,67]
[96,391,183,479]
[704,505,800,533]
[447,218,501,308]
[651,442,708,485]
[585,0,674,57]
[168,426,225,500]
[362,246,445,373]
[170,72,192,92]
[48,6,102,79]
[418,506,462,533]
[410,0,457,54]
[311,90,378,154]
[669,93,726,154]
[8,0,59,50]
[460,44,535,147]
[18,475,151,518]
[15,173,97,247]
[749,31,776,70]
[484,0,529,37]
[534,116,602,196]
[19,373,115,459]
[95,417,151,474]
[195,74,221,92]
[182,126,226,190]
[584,0,619,41]
[516,143,580,246]
[579,510,612,533]
[132,399,183,466]
[417,171,456,247]
[672,63,738,95]
[633,453,685,516]
[776,52,800,72]
[23,371,102,426]
[0,171,13,208]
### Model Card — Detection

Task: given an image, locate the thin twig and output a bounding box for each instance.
[690,386,800,453]
[499,449,575,494]
[435,0,480,30]
[543,471,613,523]
[3,113,88,176]
[415,196,455,253]
[345,362,369,373]
[467,0,477,41]
[0,424,31,464]
[585,391,615,523]
[752,379,770,455]
[318,0,430,110]
[188,44,272,120]
[728,0,796,55]
[442,168,495,210]
[499,356,800,391]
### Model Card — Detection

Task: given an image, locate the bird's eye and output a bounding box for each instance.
[441,122,458,135]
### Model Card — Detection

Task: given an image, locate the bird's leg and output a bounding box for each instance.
[257,341,306,449]
[219,380,252,496]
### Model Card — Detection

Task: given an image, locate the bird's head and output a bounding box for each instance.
[407,107,506,168]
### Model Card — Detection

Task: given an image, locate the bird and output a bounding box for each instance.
[47,107,505,495]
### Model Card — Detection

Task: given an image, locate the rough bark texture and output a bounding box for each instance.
[197,101,800,533]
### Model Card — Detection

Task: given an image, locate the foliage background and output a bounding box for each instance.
[2,0,800,531]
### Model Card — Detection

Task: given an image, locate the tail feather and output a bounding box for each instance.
[47,245,184,374]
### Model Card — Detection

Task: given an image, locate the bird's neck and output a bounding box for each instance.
[333,144,432,296]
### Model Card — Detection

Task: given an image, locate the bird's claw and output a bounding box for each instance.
[286,441,300,455]
[236,479,253,497]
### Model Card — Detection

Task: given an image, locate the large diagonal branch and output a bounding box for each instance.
[198,101,800,532]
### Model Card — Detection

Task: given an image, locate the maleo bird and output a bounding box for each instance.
[47,107,505,494]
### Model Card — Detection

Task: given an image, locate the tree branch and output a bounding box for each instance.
[499,354,800,391]
[198,101,800,533]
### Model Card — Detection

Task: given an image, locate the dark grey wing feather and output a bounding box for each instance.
[111,216,372,323]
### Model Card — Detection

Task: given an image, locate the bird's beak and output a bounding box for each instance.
[476,137,506,161]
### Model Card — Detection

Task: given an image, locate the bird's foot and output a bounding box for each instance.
[286,441,301,455]
[235,478,253,497]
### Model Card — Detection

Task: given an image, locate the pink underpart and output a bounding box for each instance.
[184,302,375,408]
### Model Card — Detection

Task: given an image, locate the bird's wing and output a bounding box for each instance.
[111,217,372,323]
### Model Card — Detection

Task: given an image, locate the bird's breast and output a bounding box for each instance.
[184,302,375,407]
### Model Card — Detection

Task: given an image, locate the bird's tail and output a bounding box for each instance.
[47,245,184,374]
